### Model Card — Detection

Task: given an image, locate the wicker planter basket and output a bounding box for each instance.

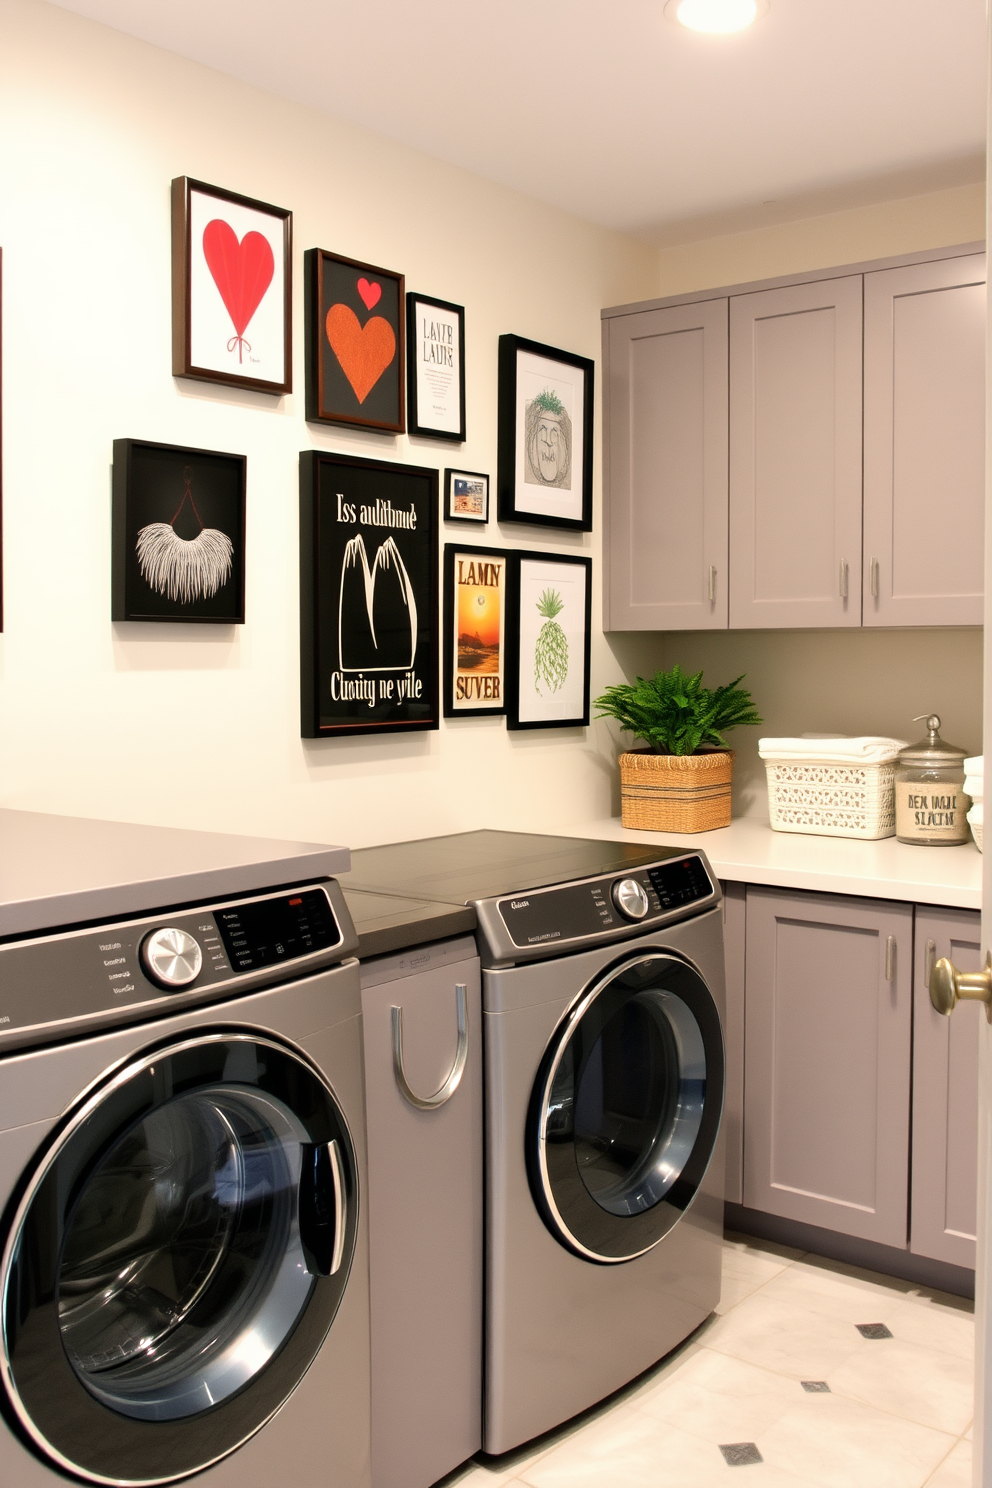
[619,749,733,833]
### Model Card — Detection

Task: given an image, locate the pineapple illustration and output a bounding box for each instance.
[534,588,568,694]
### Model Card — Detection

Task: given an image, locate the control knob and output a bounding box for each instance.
[612,877,650,921]
[141,927,203,989]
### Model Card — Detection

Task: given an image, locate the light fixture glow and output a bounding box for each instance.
[668,0,763,34]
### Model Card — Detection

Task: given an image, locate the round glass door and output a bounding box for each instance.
[1,1032,358,1486]
[528,952,724,1263]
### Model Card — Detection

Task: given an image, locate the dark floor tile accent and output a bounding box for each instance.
[800,1380,831,1392]
[719,1442,764,1466]
[856,1322,893,1339]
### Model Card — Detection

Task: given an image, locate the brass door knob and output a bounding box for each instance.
[930,952,992,1021]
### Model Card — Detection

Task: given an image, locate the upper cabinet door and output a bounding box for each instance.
[863,254,986,627]
[729,277,863,628]
[605,299,729,630]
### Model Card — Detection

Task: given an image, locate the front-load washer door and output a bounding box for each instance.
[528,952,724,1263]
[0,1030,358,1486]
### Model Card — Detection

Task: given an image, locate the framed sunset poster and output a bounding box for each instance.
[497,335,594,531]
[305,250,405,433]
[171,178,292,394]
[443,544,509,717]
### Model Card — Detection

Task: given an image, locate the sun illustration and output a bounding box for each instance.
[458,584,501,645]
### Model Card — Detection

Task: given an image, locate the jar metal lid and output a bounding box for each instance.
[896,714,968,767]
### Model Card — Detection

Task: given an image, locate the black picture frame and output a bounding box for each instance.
[300,451,439,738]
[407,293,466,441]
[171,177,292,395]
[305,250,405,433]
[444,468,489,524]
[506,551,592,730]
[112,439,246,624]
[443,543,511,718]
[497,335,594,531]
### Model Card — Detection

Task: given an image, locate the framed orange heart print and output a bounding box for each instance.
[305,249,405,433]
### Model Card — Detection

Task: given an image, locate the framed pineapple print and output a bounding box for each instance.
[506,552,591,730]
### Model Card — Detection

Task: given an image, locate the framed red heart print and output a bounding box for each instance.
[305,249,405,434]
[172,177,292,395]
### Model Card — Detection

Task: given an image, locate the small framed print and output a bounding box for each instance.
[507,551,591,730]
[497,335,594,531]
[444,468,489,524]
[305,250,405,433]
[112,439,246,623]
[172,177,292,394]
[407,293,466,441]
[300,451,438,737]
[443,544,510,717]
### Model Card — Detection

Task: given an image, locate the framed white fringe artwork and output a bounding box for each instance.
[112,439,246,623]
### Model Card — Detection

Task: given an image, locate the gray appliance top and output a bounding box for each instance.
[0,809,351,937]
[341,887,477,961]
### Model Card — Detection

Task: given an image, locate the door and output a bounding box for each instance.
[0,1030,358,1486]
[743,887,912,1246]
[605,299,729,630]
[721,881,746,1205]
[863,253,986,627]
[527,950,724,1263]
[729,276,863,628]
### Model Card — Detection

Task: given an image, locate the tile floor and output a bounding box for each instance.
[448,1234,975,1488]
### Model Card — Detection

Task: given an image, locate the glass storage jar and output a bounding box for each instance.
[894,714,970,846]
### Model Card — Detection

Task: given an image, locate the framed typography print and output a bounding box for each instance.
[507,551,591,730]
[497,335,594,531]
[305,250,405,433]
[443,544,509,717]
[300,451,438,737]
[112,439,246,623]
[407,293,466,441]
[444,468,489,524]
[172,177,292,394]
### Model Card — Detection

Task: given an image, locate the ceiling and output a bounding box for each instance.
[49,0,987,245]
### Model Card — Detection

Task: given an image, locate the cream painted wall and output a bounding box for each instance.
[0,0,659,848]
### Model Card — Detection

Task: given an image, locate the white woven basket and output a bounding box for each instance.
[764,758,896,840]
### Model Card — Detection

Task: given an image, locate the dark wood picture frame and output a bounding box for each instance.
[497,334,594,531]
[506,551,592,730]
[171,177,292,395]
[444,468,489,523]
[407,293,466,441]
[300,450,438,737]
[305,250,405,433]
[112,439,246,624]
[443,543,511,718]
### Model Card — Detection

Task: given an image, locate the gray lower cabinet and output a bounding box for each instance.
[721,881,746,1205]
[742,886,913,1248]
[910,906,982,1269]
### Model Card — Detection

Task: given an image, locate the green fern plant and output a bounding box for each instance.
[594,664,762,756]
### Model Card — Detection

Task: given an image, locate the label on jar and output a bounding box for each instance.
[895,783,969,843]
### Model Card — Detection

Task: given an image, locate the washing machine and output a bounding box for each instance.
[344,830,726,1455]
[0,809,371,1488]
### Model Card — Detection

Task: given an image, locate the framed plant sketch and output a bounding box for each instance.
[506,551,592,730]
[407,293,466,441]
[497,335,594,531]
[444,468,489,524]
[305,250,405,433]
[300,451,438,737]
[443,544,510,717]
[171,177,292,394]
[112,439,246,623]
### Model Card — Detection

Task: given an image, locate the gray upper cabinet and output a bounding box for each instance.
[605,299,729,629]
[729,277,863,629]
[863,254,986,627]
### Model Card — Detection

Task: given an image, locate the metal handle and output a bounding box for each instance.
[925,938,937,993]
[885,935,896,982]
[299,1138,347,1276]
[870,558,880,598]
[707,565,717,603]
[930,953,992,1022]
[391,982,469,1110]
[839,559,848,600]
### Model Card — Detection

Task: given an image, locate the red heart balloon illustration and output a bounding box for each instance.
[357,277,382,311]
[202,219,275,338]
[326,304,396,404]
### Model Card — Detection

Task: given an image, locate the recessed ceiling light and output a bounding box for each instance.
[665,0,768,34]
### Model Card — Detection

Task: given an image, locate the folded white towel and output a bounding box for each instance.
[965,755,984,778]
[759,736,908,766]
[968,801,983,825]
[964,776,983,801]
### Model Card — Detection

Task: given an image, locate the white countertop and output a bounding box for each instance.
[567,816,982,911]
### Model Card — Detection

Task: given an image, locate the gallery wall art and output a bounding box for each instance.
[444,468,489,524]
[112,440,246,623]
[407,293,466,441]
[300,451,438,737]
[497,335,594,531]
[506,551,592,729]
[443,544,509,717]
[305,251,405,433]
[172,177,292,394]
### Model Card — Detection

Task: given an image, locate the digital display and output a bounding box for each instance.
[647,857,714,910]
[216,889,340,973]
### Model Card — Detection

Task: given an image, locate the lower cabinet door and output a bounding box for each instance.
[721,881,746,1204]
[743,887,913,1246]
[911,906,981,1269]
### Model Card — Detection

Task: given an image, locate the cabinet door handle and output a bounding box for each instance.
[885,935,896,982]
[870,558,880,598]
[708,565,717,603]
[391,982,469,1110]
[839,559,848,600]
[925,938,937,993]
